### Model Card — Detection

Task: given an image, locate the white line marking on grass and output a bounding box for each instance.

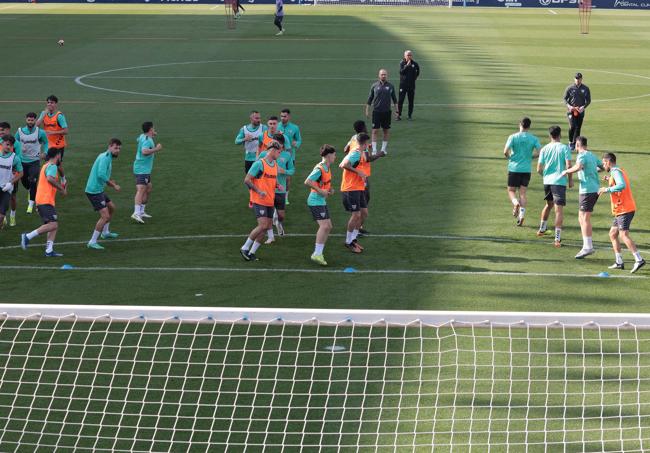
[74,59,650,107]
[0,232,639,253]
[210,5,220,9]
[0,265,644,279]
[548,9,558,14]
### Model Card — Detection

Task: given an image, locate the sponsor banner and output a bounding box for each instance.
[465,0,650,7]
[9,0,313,4]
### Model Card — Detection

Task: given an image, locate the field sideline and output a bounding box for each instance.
[1,4,650,311]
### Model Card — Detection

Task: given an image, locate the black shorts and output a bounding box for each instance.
[372,110,391,130]
[86,192,112,211]
[309,205,330,221]
[135,174,151,185]
[543,184,567,206]
[22,160,41,186]
[274,193,286,211]
[342,190,367,212]
[0,191,10,215]
[579,193,599,213]
[37,204,58,224]
[612,212,635,231]
[244,160,254,174]
[253,203,274,219]
[507,172,531,188]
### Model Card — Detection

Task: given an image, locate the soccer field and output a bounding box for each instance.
[1,4,650,311]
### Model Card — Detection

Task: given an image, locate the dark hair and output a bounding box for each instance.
[250,110,259,115]
[0,122,10,130]
[320,144,336,157]
[46,95,59,103]
[109,138,122,146]
[353,120,367,134]
[142,121,154,133]
[266,141,281,151]
[520,117,531,129]
[576,136,587,147]
[280,108,290,115]
[356,132,370,144]
[548,125,561,139]
[26,112,37,119]
[1,134,15,144]
[47,147,61,159]
[272,133,284,144]
[268,116,278,122]
[602,152,616,163]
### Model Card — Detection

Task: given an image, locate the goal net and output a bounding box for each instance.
[1,305,650,452]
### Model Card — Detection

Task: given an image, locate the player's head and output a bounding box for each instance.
[46,95,58,111]
[280,108,291,124]
[26,112,37,127]
[576,136,587,150]
[548,125,561,141]
[602,152,616,171]
[356,132,370,150]
[320,144,336,165]
[267,116,278,132]
[250,110,261,126]
[46,147,62,163]
[520,117,531,130]
[1,135,14,153]
[574,72,583,85]
[353,120,367,134]
[378,69,388,82]
[404,50,413,61]
[0,122,10,136]
[265,141,281,160]
[108,138,122,157]
[142,121,155,136]
[272,133,284,149]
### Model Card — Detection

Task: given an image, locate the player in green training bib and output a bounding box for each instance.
[277,109,302,205]
[132,121,163,224]
[536,125,572,247]
[0,122,23,227]
[503,117,541,227]
[562,136,603,259]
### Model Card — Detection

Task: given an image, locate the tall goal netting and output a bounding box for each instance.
[2,305,650,452]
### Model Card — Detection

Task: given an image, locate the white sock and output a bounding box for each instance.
[102,223,110,234]
[519,207,526,219]
[241,238,254,251]
[10,210,15,217]
[267,229,274,240]
[45,241,54,253]
[352,229,359,241]
[511,198,519,207]
[583,236,593,249]
[26,229,39,240]
[633,251,643,262]
[28,200,34,208]
[314,243,325,255]
[540,220,548,231]
[134,204,140,215]
[345,231,353,245]
[90,230,101,244]
[381,142,388,152]
[615,252,623,264]
[250,241,262,254]
[139,204,145,215]
[372,142,377,154]
[555,228,562,242]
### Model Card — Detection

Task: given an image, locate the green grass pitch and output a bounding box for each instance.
[1,5,650,310]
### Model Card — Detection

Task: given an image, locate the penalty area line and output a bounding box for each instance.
[0,265,645,279]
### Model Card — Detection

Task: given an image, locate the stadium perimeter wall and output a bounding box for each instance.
[2,0,649,8]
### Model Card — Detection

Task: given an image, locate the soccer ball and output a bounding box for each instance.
[57,39,64,46]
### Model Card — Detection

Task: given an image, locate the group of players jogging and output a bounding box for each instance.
[504,118,645,274]
[0,95,163,256]
[236,109,387,266]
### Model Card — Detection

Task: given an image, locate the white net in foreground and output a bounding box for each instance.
[1,305,650,452]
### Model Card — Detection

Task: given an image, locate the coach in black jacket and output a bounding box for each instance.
[397,50,420,120]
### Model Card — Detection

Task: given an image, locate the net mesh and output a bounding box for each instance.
[1,315,650,452]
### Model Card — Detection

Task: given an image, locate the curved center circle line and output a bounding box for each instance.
[75,59,650,107]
